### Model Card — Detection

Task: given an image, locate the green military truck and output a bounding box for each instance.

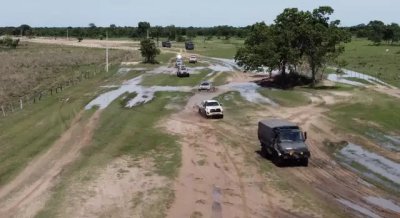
[258,119,310,166]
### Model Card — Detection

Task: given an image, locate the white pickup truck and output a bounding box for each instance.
[198,100,224,119]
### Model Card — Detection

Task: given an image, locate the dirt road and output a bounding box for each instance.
[0,110,101,218]
[163,84,318,218]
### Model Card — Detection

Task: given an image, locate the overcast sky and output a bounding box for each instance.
[1,0,399,27]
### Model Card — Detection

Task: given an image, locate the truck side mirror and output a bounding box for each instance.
[304,132,307,141]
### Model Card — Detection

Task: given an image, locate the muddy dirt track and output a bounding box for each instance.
[0,51,399,217]
[0,110,101,218]
[161,75,400,218]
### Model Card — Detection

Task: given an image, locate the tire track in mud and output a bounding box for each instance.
[264,92,400,218]
[164,90,256,218]
[0,110,102,218]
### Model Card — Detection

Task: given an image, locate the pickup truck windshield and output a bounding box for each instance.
[206,102,219,106]
[279,129,303,142]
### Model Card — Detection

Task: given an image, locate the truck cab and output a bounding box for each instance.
[258,119,310,166]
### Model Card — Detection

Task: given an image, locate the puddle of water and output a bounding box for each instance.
[365,196,400,213]
[327,69,393,87]
[327,74,365,86]
[222,82,277,106]
[85,75,192,109]
[365,131,400,152]
[339,143,400,186]
[337,198,381,218]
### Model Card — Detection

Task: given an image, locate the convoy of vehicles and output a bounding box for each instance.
[258,119,310,166]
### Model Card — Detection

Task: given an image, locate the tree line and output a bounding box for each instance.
[348,21,400,45]
[0,24,249,41]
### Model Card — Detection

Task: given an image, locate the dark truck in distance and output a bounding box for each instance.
[258,119,310,166]
[185,41,194,50]
[162,41,171,48]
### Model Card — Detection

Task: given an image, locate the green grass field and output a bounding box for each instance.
[258,88,310,107]
[339,38,400,87]
[162,37,243,59]
[0,65,121,186]
[328,90,400,135]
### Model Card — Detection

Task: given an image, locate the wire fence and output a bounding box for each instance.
[1,69,102,118]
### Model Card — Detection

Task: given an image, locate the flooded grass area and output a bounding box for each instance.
[365,196,400,213]
[222,82,277,106]
[140,69,212,87]
[337,198,380,218]
[337,142,400,194]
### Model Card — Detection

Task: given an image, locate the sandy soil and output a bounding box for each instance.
[21,37,139,51]
[0,110,101,218]
[59,157,169,218]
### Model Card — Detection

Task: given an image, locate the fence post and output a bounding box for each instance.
[20,99,23,110]
[1,105,5,117]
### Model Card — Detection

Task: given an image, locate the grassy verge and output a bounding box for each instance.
[339,38,400,87]
[140,69,211,86]
[36,91,191,217]
[327,90,400,135]
[0,65,124,186]
[258,88,310,107]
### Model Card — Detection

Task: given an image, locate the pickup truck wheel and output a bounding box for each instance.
[301,158,309,167]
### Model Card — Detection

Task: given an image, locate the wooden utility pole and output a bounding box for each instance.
[67,29,69,40]
[106,31,109,72]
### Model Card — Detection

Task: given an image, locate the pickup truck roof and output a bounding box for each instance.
[259,119,297,128]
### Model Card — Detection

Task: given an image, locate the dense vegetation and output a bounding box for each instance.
[235,7,350,86]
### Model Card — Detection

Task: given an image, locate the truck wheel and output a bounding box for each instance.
[273,155,283,166]
[301,158,309,167]
[261,146,267,158]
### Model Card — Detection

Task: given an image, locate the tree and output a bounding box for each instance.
[18,24,31,36]
[138,21,151,38]
[301,6,351,86]
[152,26,163,46]
[140,39,160,63]
[235,6,350,86]
[0,36,20,48]
[367,20,385,45]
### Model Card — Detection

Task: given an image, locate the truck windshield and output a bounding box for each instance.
[206,102,219,106]
[279,129,303,142]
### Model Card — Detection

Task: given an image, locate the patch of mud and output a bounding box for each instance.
[222,82,277,106]
[339,143,400,186]
[62,157,169,218]
[85,75,192,109]
[365,196,400,213]
[337,198,381,218]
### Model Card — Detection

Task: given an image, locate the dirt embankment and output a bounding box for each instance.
[0,110,101,218]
